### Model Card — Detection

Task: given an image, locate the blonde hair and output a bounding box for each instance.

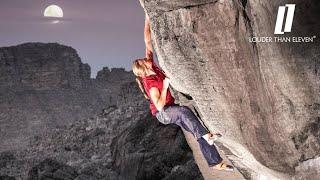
[132,58,149,77]
[132,58,150,100]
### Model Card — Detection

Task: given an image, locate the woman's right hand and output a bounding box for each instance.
[163,78,170,90]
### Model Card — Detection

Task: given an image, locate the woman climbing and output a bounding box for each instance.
[132,14,234,172]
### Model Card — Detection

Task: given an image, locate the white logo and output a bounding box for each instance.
[274,4,296,34]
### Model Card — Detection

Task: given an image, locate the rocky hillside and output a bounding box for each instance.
[0,43,134,151]
[141,0,320,179]
[0,42,202,179]
[0,81,202,180]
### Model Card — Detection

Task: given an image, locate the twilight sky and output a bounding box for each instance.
[0,0,145,77]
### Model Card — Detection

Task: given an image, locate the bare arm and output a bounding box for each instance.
[144,14,153,60]
[149,78,170,111]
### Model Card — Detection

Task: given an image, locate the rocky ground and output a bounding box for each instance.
[0,98,202,179]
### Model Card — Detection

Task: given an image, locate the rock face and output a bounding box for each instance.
[141,0,320,179]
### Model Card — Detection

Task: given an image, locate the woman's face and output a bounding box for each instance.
[138,60,152,77]
[133,58,153,78]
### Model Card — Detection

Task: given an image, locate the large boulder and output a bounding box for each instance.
[111,113,202,180]
[140,0,320,179]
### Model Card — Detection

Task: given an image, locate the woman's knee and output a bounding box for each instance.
[156,112,171,125]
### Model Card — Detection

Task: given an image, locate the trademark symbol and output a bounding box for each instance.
[313,36,316,39]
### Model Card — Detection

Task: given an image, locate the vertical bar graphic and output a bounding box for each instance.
[284,4,296,32]
[274,6,286,34]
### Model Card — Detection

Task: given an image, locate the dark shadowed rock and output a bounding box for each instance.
[27,159,78,180]
[0,175,16,180]
[163,160,203,180]
[111,113,202,180]
[141,0,320,178]
[0,152,15,169]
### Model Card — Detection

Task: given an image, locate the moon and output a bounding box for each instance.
[44,5,63,18]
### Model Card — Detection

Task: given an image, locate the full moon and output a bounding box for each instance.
[44,5,63,18]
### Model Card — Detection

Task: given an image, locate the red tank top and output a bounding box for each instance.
[142,60,175,116]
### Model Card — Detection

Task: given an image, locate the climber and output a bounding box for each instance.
[132,14,234,172]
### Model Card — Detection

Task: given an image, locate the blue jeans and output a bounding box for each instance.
[156,105,223,166]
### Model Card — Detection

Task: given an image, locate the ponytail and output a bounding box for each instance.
[135,77,149,100]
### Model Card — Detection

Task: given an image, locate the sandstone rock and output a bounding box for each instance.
[141,0,320,179]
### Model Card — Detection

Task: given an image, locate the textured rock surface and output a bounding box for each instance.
[141,0,320,179]
[293,157,320,180]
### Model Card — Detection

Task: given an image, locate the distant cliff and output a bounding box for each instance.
[96,67,134,83]
[0,43,90,90]
[0,43,135,151]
